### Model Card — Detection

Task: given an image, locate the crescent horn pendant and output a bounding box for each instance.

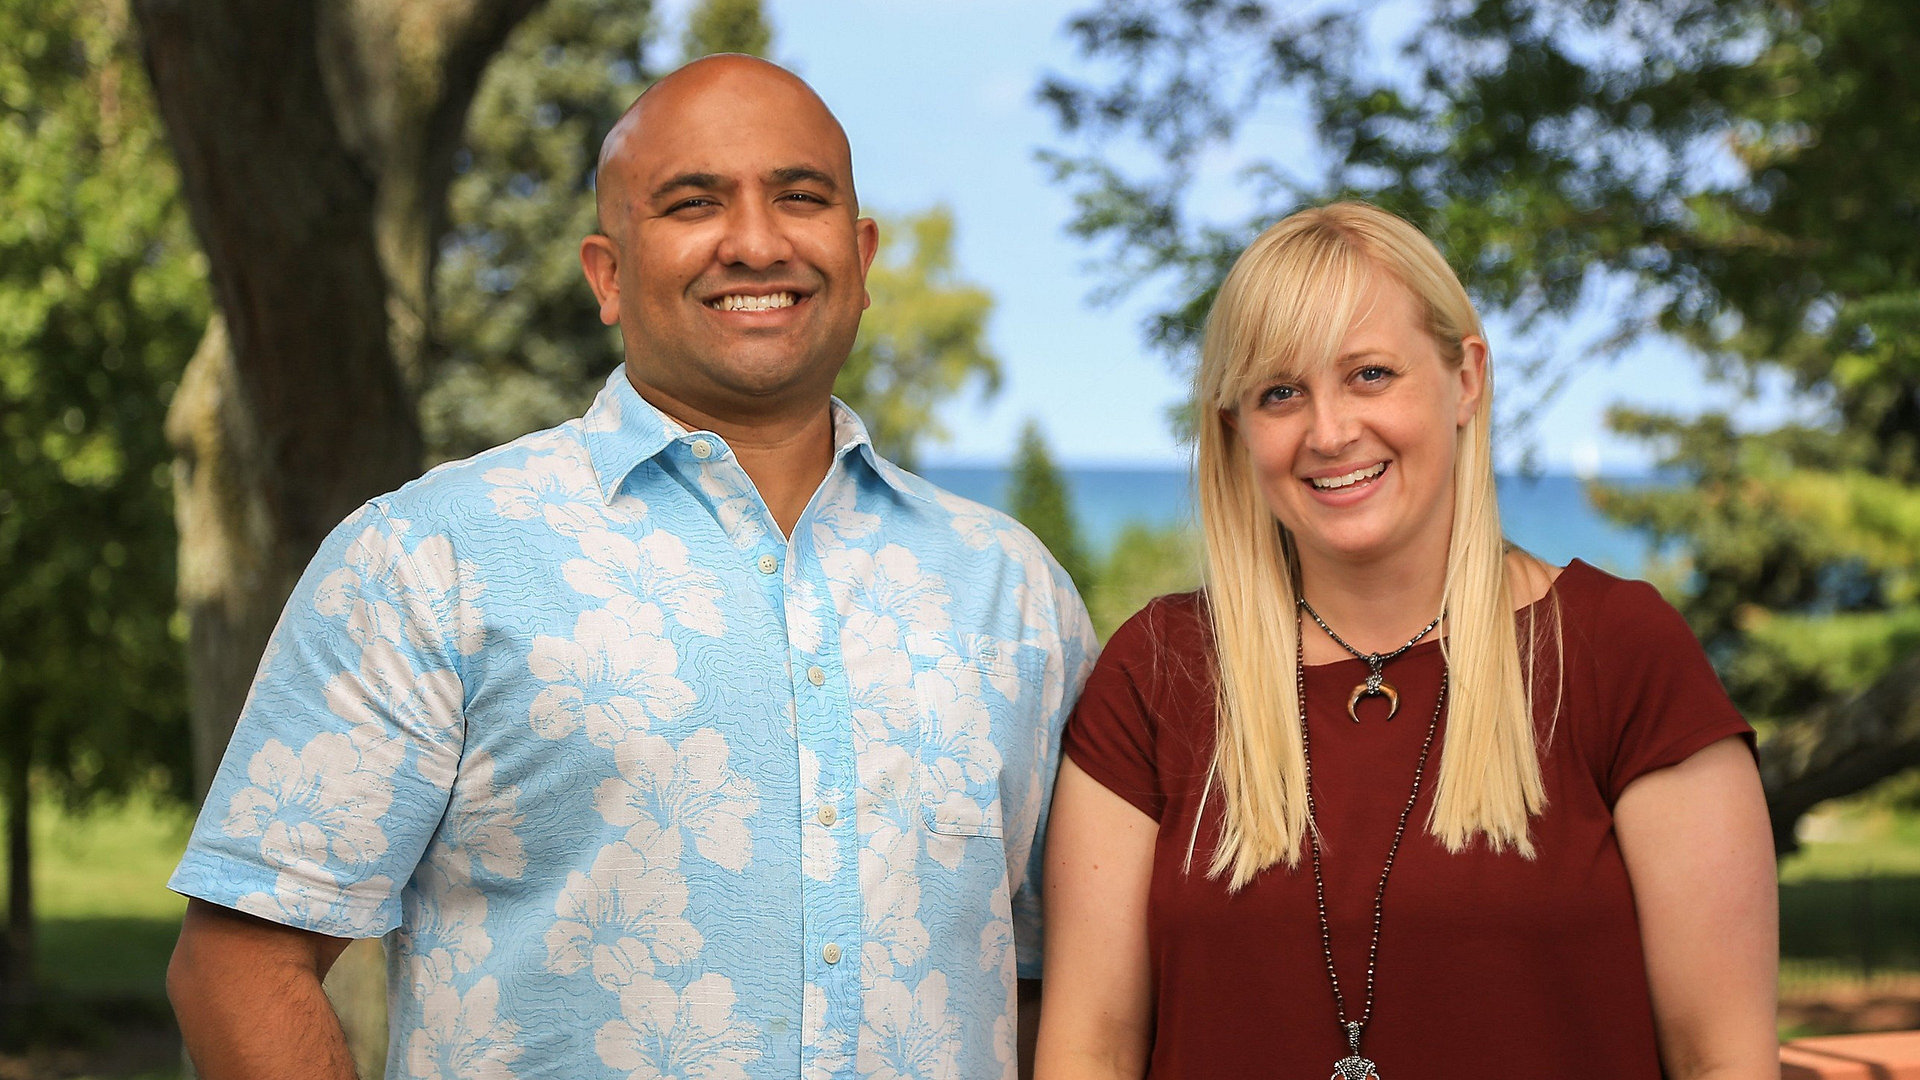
[1346,681,1400,723]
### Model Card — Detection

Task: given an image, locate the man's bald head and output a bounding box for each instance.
[594,55,857,241]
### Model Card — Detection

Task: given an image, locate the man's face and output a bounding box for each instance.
[582,61,879,419]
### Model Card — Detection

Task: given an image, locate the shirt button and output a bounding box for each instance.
[821,943,842,965]
[757,554,779,574]
[807,665,825,686]
[817,803,838,827]
[690,438,713,459]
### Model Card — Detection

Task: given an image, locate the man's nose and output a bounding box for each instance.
[715,199,794,269]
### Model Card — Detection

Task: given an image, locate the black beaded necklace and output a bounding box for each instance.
[1295,615,1446,1080]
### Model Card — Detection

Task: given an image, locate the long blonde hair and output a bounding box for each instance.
[1193,201,1554,890]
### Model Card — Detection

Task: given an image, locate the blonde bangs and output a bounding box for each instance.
[1204,222,1378,411]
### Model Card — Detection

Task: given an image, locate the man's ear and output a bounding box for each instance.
[855,217,880,310]
[580,234,622,326]
[1455,335,1488,427]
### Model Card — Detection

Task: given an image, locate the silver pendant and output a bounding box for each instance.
[1331,1021,1380,1079]
[1331,1055,1380,1080]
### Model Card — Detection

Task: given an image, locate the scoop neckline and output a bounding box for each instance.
[1300,558,1585,671]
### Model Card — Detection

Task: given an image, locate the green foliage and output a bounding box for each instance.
[425,0,658,463]
[1087,522,1200,641]
[1044,1,1920,779]
[1006,421,1094,594]
[0,0,202,804]
[681,0,772,61]
[834,207,1001,469]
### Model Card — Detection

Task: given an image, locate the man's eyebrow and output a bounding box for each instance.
[648,172,726,201]
[770,166,837,190]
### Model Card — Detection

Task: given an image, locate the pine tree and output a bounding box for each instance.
[1009,421,1095,594]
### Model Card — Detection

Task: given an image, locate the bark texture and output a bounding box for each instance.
[133,0,542,1072]
[1762,651,1920,855]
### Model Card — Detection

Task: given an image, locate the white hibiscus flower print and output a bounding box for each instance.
[784,578,826,656]
[401,534,488,656]
[482,444,609,537]
[564,529,727,637]
[932,489,998,551]
[841,612,916,743]
[595,974,762,1080]
[802,983,852,1080]
[807,478,880,549]
[322,642,461,785]
[435,752,527,882]
[398,861,492,975]
[696,469,770,550]
[912,660,1001,807]
[234,865,393,934]
[224,731,400,869]
[313,522,411,649]
[404,976,525,1080]
[821,545,953,655]
[594,730,759,872]
[546,826,701,992]
[859,849,928,981]
[859,973,961,1080]
[527,597,694,747]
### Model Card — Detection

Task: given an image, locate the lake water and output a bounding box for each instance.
[919,466,1667,576]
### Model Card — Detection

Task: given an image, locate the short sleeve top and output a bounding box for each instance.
[170,367,1098,1080]
[1062,560,1751,1080]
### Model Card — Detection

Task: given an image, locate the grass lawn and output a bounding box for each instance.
[3,791,192,1078]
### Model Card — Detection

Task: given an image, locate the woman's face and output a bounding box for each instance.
[1228,271,1486,573]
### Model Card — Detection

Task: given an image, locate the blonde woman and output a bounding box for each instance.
[1034,202,1777,1080]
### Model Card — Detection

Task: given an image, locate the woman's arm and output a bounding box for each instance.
[1614,735,1779,1080]
[1034,758,1158,1080]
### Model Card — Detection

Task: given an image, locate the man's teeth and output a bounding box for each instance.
[712,292,797,312]
[1310,463,1387,490]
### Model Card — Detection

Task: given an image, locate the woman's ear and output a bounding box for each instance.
[1455,336,1489,427]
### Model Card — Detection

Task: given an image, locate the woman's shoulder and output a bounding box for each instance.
[1545,559,1688,633]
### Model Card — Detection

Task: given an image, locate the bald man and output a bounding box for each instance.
[166,55,1095,1080]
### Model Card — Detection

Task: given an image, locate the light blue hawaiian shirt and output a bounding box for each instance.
[171,366,1097,1080]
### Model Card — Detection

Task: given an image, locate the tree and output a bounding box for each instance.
[682,0,772,61]
[0,0,203,1025]
[1041,0,1920,847]
[1009,420,1095,594]
[132,0,547,1068]
[427,0,658,463]
[837,207,1002,469]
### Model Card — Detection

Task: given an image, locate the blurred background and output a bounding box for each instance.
[4,0,1919,1073]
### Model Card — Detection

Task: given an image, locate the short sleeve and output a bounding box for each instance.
[1593,577,1753,804]
[1013,559,1099,980]
[169,500,469,938]
[1062,602,1171,823]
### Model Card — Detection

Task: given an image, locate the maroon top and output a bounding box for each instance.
[1063,560,1752,1079]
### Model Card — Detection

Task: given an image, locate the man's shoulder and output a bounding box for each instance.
[873,460,1065,577]
[369,418,600,531]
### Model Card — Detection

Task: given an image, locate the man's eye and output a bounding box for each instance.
[668,197,716,213]
[779,191,827,205]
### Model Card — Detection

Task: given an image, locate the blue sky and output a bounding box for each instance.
[656,0,1804,473]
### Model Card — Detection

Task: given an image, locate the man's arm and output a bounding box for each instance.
[168,898,360,1080]
[1017,977,1041,1080]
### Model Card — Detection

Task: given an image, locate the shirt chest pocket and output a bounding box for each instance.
[909,654,1038,841]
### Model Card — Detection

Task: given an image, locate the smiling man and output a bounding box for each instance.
[166,55,1095,1080]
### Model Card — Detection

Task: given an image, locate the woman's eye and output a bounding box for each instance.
[1356,365,1393,384]
[1259,384,1298,406]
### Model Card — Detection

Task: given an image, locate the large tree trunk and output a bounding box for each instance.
[132,1,542,1073]
[1762,648,1920,856]
[1,744,31,1034]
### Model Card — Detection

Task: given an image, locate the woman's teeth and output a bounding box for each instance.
[1309,463,1387,490]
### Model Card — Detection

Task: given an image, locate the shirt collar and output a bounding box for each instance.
[581,365,931,505]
